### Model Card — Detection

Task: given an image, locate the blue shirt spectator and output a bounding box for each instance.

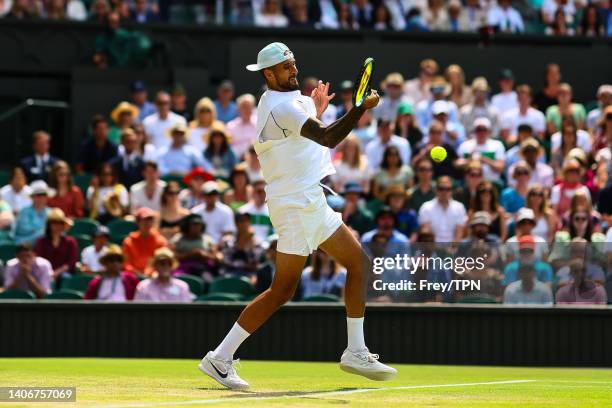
[12,181,50,245]
[214,80,239,123]
[502,260,553,286]
[156,124,212,176]
[500,187,526,214]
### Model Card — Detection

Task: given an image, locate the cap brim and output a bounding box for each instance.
[246,64,261,72]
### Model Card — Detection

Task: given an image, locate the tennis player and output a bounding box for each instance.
[199,42,397,390]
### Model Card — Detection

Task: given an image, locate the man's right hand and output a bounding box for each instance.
[361,89,380,110]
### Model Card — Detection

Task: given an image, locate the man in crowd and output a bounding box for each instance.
[404,59,438,105]
[503,235,553,287]
[365,119,411,171]
[556,259,608,305]
[374,72,412,122]
[19,131,58,182]
[214,80,238,123]
[192,181,237,243]
[500,84,546,143]
[430,100,465,149]
[171,84,190,121]
[587,84,612,131]
[130,80,156,122]
[411,121,460,180]
[156,124,211,176]
[122,207,167,275]
[239,180,273,242]
[143,91,187,149]
[503,263,553,305]
[457,117,506,183]
[130,161,166,214]
[84,244,140,300]
[80,225,110,274]
[491,69,518,116]
[334,80,354,119]
[461,211,501,244]
[227,93,257,159]
[110,128,146,188]
[407,157,435,211]
[77,115,118,174]
[506,138,554,189]
[418,176,466,243]
[415,77,459,134]
[340,182,374,236]
[459,77,500,138]
[506,208,549,261]
[3,243,52,299]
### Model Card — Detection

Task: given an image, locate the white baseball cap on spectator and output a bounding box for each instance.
[202,181,220,195]
[30,180,49,196]
[597,84,612,96]
[516,208,536,224]
[246,42,294,72]
[473,117,491,131]
[432,100,450,116]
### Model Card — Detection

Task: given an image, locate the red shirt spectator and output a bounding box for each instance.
[47,186,84,219]
[34,208,78,279]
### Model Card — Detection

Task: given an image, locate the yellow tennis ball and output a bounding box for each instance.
[430,146,447,163]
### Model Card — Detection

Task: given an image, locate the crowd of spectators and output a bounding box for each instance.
[1,0,610,37]
[0,58,611,305]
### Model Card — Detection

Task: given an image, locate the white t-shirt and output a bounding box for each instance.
[332,161,372,190]
[186,126,208,154]
[550,129,592,153]
[81,245,107,273]
[457,138,506,181]
[142,112,187,149]
[365,135,412,172]
[0,185,31,213]
[130,180,166,213]
[87,185,129,216]
[506,235,548,260]
[501,107,546,136]
[491,91,518,117]
[254,90,335,199]
[418,198,467,242]
[192,201,237,243]
[550,184,591,207]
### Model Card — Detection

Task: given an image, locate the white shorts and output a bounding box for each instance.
[267,184,343,256]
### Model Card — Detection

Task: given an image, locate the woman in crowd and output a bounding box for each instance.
[300,249,347,300]
[159,181,190,240]
[372,146,413,202]
[545,8,574,36]
[525,185,557,243]
[188,97,223,153]
[578,3,605,37]
[445,64,471,108]
[180,167,213,209]
[453,160,484,209]
[332,134,371,194]
[534,63,562,113]
[171,213,219,280]
[546,83,586,133]
[593,106,612,153]
[47,161,84,219]
[550,120,579,173]
[0,167,31,214]
[134,248,193,302]
[203,124,237,179]
[34,208,78,286]
[223,164,252,211]
[372,3,391,30]
[131,123,157,162]
[500,161,531,214]
[560,192,601,232]
[394,102,423,150]
[550,159,590,218]
[220,212,262,276]
[87,163,129,224]
[467,181,507,241]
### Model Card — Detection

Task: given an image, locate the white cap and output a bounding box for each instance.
[516,207,535,223]
[30,180,49,196]
[473,117,491,130]
[432,100,450,115]
[597,84,612,96]
[246,42,294,72]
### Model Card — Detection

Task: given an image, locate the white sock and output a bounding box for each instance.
[212,322,250,361]
[346,317,366,352]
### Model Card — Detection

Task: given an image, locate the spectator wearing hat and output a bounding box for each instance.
[546,83,586,134]
[135,248,193,302]
[411,121,461,180]
[156,123,211,176]
[457,117,506,182]
[506,208,549,261]
[110,129,146,189]
[340,182,374,236]
[0,167,31,215]
[331,134,371,194]
[12,180,50,245]
[203,124,238,179]
[3,243,52,299]
[395,102,423,150]
[159,181,190,240]
[130,81,156,122]
[501,161,531,214]
[504,125,547,172]
[487,0,524,34]
[239,180,273,242]
[80,225,110,274]
[385,185,418,239]
[415,76,460,133]
[226,94,257,159]
[502,235,553,287]
[179,167,214,210]
[108,101,139,144]
[407,157,435,212]
[372,145,414,202]
[507,138,554,190]
[550,159,590,218]
[459,77,501,138]
[220,212,264,277]
[555,259,607,305]
[429,99,465,149]
[170,213,219,278]
[192,181,237,243]
[87,163,129,223]
[76,115,119,174]
[404,59,439,105]
[188,97,225,154]
[361,206,409,250]
[365,119,411,172]
[491,69,518,117]
[334,80,355,119]
[586,84,612,132]
[500,85,546,144]
[129,161,165,214]
[143,91,188,150]
[122,207,167,276]
[19,130,58,183]
[418,176,467,243]
[461,211,501,244]
[171,84,190,121]
[503,263,553,305]
[374,73,412,122]
[34,208,78,283]
[214,80,238,123]
[47,160,84,219]
[84,244,139,300]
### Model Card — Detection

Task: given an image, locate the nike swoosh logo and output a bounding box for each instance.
[209,361,228,378]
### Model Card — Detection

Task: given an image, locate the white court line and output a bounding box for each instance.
[100,379,534,408]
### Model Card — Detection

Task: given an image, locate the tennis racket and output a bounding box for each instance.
[352,57,375,108]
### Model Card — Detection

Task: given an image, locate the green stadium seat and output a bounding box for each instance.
[0,170,10,187]
[69,218,99,237]
[62,275,94,293]
[107,219,138,240]
[301,294,341,302]
[161,174,186,189]
[44,290,84,300]
[73,234,93,254]
[177,275,205,296]
[0,289,35,299]
[195,293,243,301]
[209,276,254,296]
[74,173,93,197]
[0,243,17,264]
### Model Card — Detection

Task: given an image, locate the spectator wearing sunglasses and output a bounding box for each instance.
[406,157,435,212]
[525,185,558,243]
[466,181,506,241]
[142,91,187,150]
[550,159,590,218]
[454,160,483,209]
[418,176,466,243]
[501,161,531,215]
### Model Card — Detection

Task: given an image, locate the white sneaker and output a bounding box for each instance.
[198,351,250,390]
[339,348,397,381]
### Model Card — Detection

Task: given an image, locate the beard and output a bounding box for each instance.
[279,76,300,91]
